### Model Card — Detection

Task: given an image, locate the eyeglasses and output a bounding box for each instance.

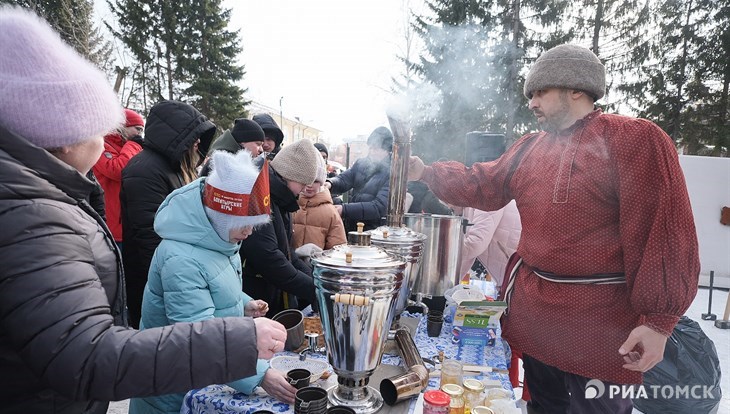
[135,126,144,134]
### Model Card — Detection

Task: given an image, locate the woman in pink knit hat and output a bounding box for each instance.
[0,7,286,414]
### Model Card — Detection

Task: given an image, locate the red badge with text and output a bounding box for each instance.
[203,160,271,216]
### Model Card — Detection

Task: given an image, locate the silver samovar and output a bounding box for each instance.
[369,226,426,325]
[310,224,406,414]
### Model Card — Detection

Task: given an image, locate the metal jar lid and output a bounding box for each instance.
[463,378,485,392]
[310,222,403,271]
[440,383,464,397]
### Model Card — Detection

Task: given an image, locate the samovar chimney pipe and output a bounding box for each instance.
[386,115,412,228]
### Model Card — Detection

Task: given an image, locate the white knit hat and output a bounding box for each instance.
[0,6,123,148]
[203,150,271,241]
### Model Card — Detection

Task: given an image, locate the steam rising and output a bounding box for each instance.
[385,21,509,128]
[386,82,442,128]
[385,20,525,163]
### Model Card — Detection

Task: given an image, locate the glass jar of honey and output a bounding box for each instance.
[439,359,463,389]
[441,383,465,414]
[462,378,486,414]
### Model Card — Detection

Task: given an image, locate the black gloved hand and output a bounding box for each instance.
[128,134,144,146]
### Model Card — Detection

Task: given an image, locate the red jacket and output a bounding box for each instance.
[92,133,142,241]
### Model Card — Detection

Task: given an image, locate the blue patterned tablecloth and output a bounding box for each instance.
[181,313,512,414]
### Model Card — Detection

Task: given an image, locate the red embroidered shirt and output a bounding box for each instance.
[421,110,699,384]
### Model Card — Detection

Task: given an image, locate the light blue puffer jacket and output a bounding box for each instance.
[129,178,269,414]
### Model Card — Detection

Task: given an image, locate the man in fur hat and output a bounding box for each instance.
[407,44,699,413]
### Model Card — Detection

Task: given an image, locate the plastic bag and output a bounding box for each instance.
[443,284,487,322]
[632,316,722,413]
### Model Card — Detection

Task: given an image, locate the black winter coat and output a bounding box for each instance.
[120,100,216,328]
[241,165,316,317]
[328,156,390,231]
[0,125,258,414]
[86,170,107,221]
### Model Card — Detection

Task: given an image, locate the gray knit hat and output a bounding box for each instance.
[524,44,605,101]
[314,153,327,184]
[270,138,321,185]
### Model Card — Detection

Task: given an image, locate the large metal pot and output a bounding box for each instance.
[403,213,466,296]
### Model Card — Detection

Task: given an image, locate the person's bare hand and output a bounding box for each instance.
[260,368,297,404]
[408,156,425,181]
[245,299,269,317]
[334,204,343,216]
[254,318,287,359]
[324,181,332,189]
[619,324,668,372]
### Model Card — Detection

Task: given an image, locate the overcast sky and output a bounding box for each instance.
[95,1,423,143]
[227,0,421,143]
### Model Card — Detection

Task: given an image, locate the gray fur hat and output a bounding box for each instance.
[523,44,605,101]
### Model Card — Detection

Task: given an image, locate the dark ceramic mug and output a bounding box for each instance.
[272,309,305,351]
[286,368,311,389]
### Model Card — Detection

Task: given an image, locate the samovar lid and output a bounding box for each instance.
[312,222,405,270]
[311,244,405,269]
[368,225,426,246]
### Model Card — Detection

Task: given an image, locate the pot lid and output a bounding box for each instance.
[368,225,426,246]
[311,223,405,269]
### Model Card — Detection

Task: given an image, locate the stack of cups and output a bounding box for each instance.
[427,310,444,337]
[294,387,328,414]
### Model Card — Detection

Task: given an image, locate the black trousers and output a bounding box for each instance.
[523,354,633,414]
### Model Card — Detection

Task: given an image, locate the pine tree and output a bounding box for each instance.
[409,0,496,163]
[105,0,166,112]
[566,0,651,112]
[407,0,572,162]
[616,0,715,154]
[107,0,247,126]
[694,0,730,156]
[2,0,114,73]
[176,0,248,128]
